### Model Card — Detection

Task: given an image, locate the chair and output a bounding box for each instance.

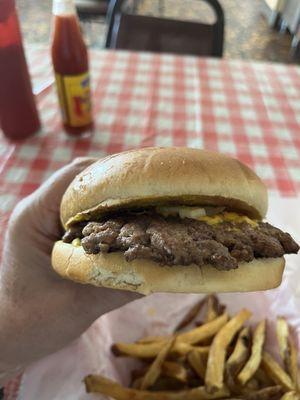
[105,0,224,57]
[76,0,109,18]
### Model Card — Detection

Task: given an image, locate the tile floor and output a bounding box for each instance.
[16,0,299,64]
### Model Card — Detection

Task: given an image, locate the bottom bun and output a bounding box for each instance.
[52,241,285,295]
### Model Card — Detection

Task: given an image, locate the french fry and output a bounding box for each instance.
[137,335,169,344]
[225,327,251,395]
[113,314,228,359]
[141,337,175,390]
[238,320,266,385]
[133,361,188,386]
[113,339,210,359]
[280,391,300,400]
[205,309,252,393]
[245,385,284,400]
[261,351,295,391]
[205,295,220,323]
[161,361,188,383]
[226,327,251,378]
[112,341,169,358]
[85,374,230,400]
[276,317,289,363]
[187,349,208,380]
[177,313,229,345]
[287,337,299,389]
[171,343,210,357]
[175,297,206,332]
[277,321,298,388]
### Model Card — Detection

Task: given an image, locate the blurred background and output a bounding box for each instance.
[17,0,300,64]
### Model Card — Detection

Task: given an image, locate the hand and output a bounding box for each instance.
[0,158,141,384]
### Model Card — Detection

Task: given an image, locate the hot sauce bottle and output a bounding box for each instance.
[51,0,93,136]
[0,0,41,140]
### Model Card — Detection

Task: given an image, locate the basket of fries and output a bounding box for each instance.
[83,292,300,400]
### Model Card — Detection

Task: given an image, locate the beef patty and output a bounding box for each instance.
[62,212,299,270]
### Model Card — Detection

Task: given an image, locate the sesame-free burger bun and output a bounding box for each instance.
[52,147,282,294]
[60,147,268,229]
[52,241,285,295]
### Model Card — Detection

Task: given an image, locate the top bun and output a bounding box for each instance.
[61,147,268,228]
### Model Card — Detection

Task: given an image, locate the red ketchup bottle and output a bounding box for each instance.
[0,0,41,140]
[51,0,93,136]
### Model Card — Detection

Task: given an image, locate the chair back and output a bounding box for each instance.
[106,0,224,57]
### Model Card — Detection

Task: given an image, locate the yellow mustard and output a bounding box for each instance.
[198,212,257,227]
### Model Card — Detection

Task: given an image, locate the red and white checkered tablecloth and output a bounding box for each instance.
[1,46,300,399]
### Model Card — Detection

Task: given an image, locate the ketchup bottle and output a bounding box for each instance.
[0,0,41,140]
[51,0,93,136]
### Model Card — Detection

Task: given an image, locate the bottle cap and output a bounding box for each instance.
[52,0,76,15]
[0,0,15,23]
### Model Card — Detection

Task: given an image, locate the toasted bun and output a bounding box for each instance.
[61,147,268,228]
[52,241,284,295]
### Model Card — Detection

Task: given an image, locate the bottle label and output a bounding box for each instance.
[55,72,92,127]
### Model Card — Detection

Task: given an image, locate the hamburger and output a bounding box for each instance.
[52,147,299,294]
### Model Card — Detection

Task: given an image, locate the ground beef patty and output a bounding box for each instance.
[62,213,299,270]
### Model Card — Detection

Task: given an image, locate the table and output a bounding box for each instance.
[1,47,300,399]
